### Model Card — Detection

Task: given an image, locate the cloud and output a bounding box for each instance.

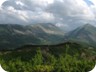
[0,0,96,31]
[0,0,55,24]
[0,0,6,7]
[89,0,96,16]
[46,0,95,30]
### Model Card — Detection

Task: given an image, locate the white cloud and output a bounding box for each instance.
[46,0,96,30]
[0,0,6,7]
[0,0,96,30]
[89,0,96,17]
[89,0,96,6]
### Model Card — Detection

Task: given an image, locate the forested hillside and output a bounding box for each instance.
[0,42,95,72]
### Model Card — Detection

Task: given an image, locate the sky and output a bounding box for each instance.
[0,0,96,31]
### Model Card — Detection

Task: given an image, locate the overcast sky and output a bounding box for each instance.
[0,0,96,31]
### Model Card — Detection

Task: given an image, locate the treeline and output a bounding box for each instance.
[0,48,95,72]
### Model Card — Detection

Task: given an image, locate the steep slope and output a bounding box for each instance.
[0,23,64,50]
[26,23,64,44]
[26,23,64,35]
[0,24,41,50]
[64,24,96,47]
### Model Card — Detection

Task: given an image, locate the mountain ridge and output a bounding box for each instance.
[0,23,96,50]
[64,24,96,47]
[0,23,64,50]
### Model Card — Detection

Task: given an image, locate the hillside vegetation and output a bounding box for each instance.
[0,42,95,72]
[0,24,64,50]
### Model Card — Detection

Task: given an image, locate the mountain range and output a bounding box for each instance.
[64,24,96,47]
[0,23,64,50]
[0,23,96,50]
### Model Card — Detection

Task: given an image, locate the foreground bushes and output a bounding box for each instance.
[0,48,95,72]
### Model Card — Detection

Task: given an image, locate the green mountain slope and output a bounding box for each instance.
[64,24,96,47]
[0,24,64,50]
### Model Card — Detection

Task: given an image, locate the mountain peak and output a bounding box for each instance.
[65,23,96,47]
[78,24,96,31]
[83,24,95,28]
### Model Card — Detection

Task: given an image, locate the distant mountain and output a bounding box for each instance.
[30,23,64,35]
[0,23,64,50]
[64,24,96,47]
